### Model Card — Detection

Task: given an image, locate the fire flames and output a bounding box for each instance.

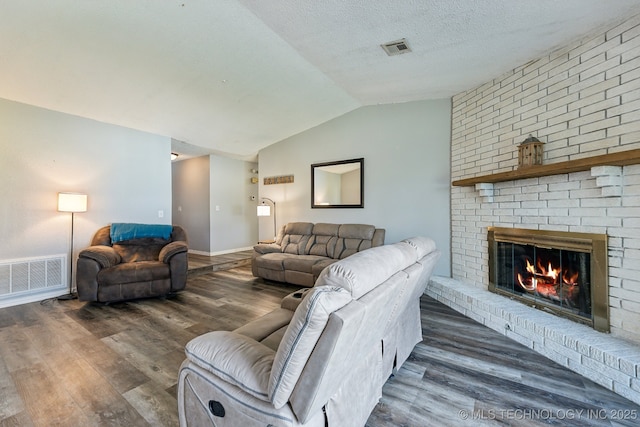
[516,258,579,304]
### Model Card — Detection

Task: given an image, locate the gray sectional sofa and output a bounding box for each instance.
[178,236,440,426]
[252,222,385,286]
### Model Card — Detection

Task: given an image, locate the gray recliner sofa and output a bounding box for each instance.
[178,236,440,426]
[252,222,385,287]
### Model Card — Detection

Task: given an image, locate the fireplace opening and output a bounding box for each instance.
[488,227,609,332]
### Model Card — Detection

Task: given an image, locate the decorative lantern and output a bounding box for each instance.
[518,134,544,168]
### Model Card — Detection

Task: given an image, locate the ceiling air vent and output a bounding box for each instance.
[381,38,411,56]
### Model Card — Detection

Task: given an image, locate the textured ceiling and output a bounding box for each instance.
[1,1,639,160]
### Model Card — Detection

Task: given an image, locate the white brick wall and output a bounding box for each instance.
[451,13,640,346]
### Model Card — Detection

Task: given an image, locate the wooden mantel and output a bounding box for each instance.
[452,148,640,186]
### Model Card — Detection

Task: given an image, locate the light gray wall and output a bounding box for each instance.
[258,99,452,276]
[209,155,259,253]
[172,156,211,253]
[0,97,171,283]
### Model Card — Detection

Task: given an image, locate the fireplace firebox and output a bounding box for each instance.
[488,227,609,332]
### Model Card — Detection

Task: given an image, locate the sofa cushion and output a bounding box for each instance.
[338,224,375,240]
[280,222,314,254]
[255,253,295,271]
[281,236,310,254]
[284,270,315,287]
[306,235,338,257]
[185,331,275,401]
[306,223,340,257]
[332,224,376,259]
[112,242,166,263]
[282,255,329,273]
[269,285,352,408]
[97,261,169,285]
[312,223,340,236]
[316,242,417,299]
[234,308,295,348]
[261,326,289,352]
[284,222,314,236]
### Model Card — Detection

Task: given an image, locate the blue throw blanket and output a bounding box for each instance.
[110,223,173,243]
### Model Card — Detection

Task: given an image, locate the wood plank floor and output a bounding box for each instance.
[187,250,253,276]
[0,264,638,426]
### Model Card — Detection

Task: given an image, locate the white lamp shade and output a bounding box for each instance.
[257,204,271,216]
[58,192,88,213]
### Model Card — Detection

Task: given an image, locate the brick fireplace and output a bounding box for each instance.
[433,13,640,405]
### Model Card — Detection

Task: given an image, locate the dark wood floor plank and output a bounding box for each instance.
[0,327,41,373]
[101,333,178,390]
[11,362,90,427]
[0,410,35,427]
[122,381,178,427]
[48,356,150,426]
[65,303,137,339]
[0,357,24,421]
[68,337,150,395]
[0,308,16,330]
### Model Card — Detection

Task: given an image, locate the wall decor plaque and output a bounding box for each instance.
[264,175,294,185]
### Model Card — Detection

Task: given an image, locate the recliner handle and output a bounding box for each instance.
[208,400,225,417]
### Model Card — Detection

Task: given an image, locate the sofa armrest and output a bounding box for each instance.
[253,243,281,255]
[159,240,188,262]
[185,331,275,402]
[78,245,121,268]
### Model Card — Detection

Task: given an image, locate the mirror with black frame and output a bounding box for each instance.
[311,158,364,208]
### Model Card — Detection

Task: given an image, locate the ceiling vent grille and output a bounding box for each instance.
[381,38,411,56]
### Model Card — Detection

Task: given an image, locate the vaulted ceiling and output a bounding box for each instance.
[1,1,638,160]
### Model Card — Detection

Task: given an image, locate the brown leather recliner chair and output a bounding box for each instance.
[76,224,188,303]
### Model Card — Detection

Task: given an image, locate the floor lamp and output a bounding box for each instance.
[57,192,88,300]
[257,197,276,241]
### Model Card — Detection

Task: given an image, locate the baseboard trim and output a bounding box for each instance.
[188,247,253,257]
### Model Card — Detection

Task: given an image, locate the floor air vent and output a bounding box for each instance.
[0,255,66,301]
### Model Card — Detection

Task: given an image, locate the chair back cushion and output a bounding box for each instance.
[334,224,375,259]
[113,241,168,263]
[305,223,340,257]
[280,222,314,255]
[268,285,351,408]
[315,241,417,299]
[90,224,187,263]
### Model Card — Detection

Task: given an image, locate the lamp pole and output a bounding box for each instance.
[261,197,276,239]
[58,211,77,300]
[57,192,87,300]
